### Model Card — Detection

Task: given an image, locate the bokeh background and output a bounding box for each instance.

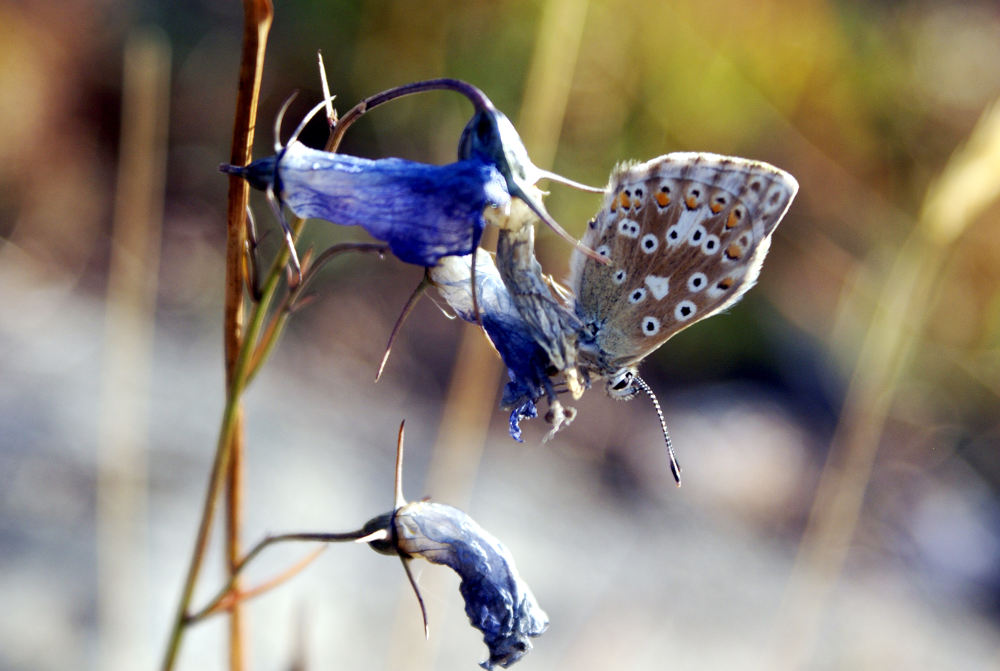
[2,1,999,669]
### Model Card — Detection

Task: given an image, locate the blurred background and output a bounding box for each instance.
[2,0,999,669]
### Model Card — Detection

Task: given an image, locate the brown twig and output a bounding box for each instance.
[190,546,328,622]
[161,1,272,669]
[224,3,273,669]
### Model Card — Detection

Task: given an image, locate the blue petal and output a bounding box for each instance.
[230,141,511,267]
[506,400,538,443]
[394,501,549,669]
[430,255,549,438]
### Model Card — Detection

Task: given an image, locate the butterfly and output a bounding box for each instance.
[569,152,798,388]
[483,152,798,483]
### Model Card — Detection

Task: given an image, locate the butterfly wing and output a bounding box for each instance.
[569,152,798,373]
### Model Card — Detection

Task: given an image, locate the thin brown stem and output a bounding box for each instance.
[161,1,272,669]
[223,2,273,669]
[190,546,327,622]
[188,529,374,624]
[245,242,390,384]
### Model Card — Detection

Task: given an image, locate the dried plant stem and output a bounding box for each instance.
[223,3,273,669]
[189,530,372,623]
[161,216,295,671]
[161,2,271,670]
[191,546,327,621]
[160,207,301,671]
[247,241,389,384]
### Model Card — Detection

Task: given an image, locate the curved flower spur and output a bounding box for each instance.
[220,78,606,276]
[196,422,548,670]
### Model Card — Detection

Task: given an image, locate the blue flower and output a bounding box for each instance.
[223,141,510,267]
[429,254,551,441]
[391,501,549,669]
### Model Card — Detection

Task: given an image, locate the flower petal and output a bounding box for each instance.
[394,501,548,669]
[429,255,549,440]
[226,141,510,267]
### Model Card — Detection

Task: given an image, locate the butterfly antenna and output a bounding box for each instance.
[633,375,682,486]
[377,276,430,382]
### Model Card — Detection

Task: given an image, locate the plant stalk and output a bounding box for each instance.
[160,1,272,669]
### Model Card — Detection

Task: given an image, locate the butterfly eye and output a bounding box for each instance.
[606,369,640,400]
[610,373,632,391]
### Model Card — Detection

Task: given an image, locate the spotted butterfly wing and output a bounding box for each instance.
[569,152,798,375]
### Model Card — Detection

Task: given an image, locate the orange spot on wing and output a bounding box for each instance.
[655,192,670,207]
[710,202,724,214]
[620,192,630,210]
[632,197,641,209]
[685,195,698,209]
[725,243,743,260]
[726,210,741,229]
[717,277,734,290]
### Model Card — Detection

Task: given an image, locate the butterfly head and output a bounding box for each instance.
[605,367,641,401]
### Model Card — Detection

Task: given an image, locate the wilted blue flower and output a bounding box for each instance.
[222,140,510,267]
[429,254,551,441]
[391,500,549,669]
[361,421,548,669]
